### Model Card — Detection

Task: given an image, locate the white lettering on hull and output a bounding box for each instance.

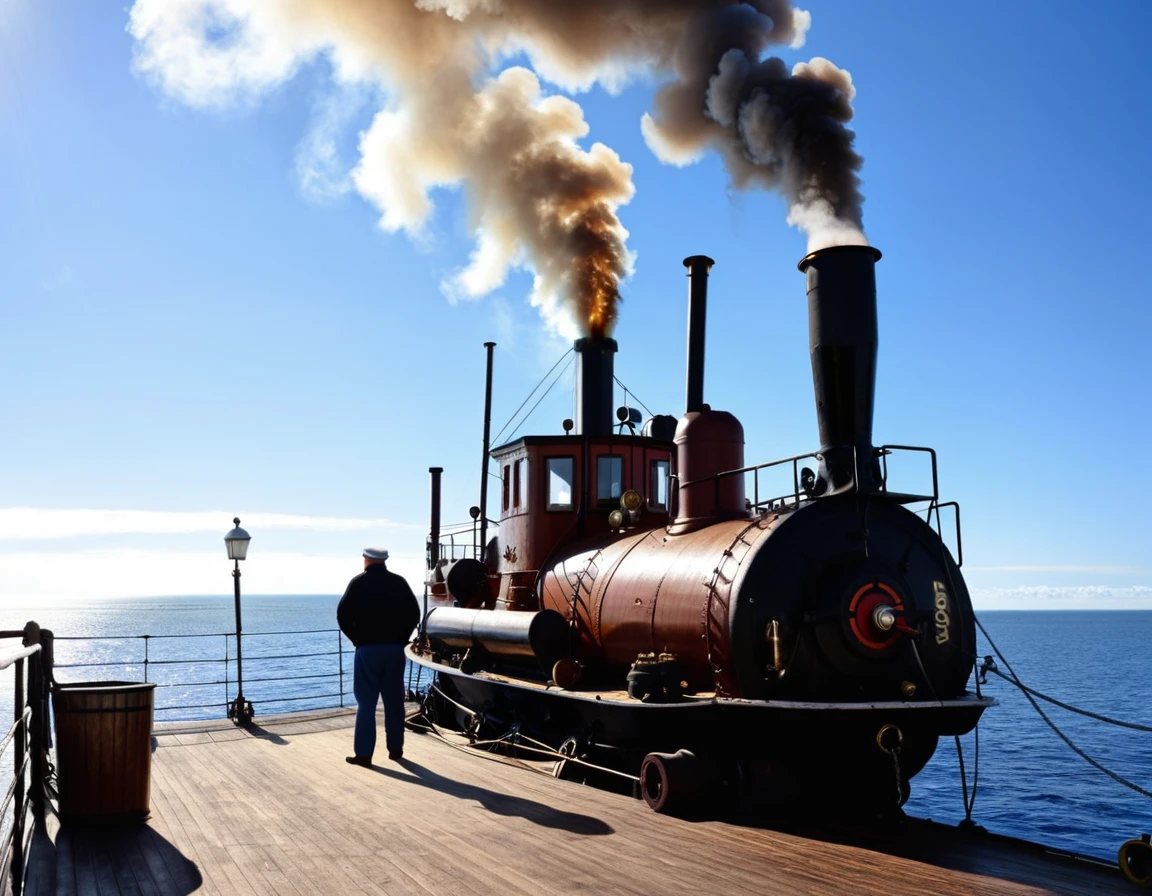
[933,581,951,644]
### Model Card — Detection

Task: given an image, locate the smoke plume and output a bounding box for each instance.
[128,1,864,333]
[639,8,866,251]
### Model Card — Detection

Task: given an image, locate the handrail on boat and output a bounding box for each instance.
[1,622,52,896]
[0,644,40,673]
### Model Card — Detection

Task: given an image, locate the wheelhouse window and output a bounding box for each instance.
[546,457,575,509]
[650,459,670,510]
[513,459,526,508]
[502,464,511,512]
[596,455,623,504]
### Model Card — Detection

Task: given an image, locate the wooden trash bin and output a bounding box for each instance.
[52,681,157,823]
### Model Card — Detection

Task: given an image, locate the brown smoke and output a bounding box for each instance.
[129,0,862,333]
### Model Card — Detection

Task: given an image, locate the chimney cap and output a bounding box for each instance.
[798,244,881,273]
[683,255,715,269]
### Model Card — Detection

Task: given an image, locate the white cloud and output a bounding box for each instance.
[967,565,1149,574]
[0,508,419,540]
[295,87,371,201]
[0,548,426,602]
[972,585,1152,611]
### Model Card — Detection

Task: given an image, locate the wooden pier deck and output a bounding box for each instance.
[25,708,1127,895]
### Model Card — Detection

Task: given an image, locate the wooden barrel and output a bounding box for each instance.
[52,681,157,823]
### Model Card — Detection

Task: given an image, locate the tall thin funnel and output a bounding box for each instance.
[683,255,714,413]
[798,245,883,494]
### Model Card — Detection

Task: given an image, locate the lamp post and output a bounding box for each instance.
[224,517,254,725]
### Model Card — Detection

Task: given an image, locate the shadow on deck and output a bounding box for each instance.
[27,823,201,895]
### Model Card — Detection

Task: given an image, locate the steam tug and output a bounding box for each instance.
[408,246,993,816]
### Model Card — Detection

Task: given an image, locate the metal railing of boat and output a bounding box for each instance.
[673,444,962,563]
[50,628,360,721]
[434,518,495,563]
[1,623,50,896]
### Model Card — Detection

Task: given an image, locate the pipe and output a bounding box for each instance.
[429,467,443,570]
[425,466,443,640]
[478,342,495,559]
[573,337,618,436]
[425,607,571,671]
[798,245,883,494]
[683,255,715,413]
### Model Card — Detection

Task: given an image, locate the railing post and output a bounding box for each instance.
[22,622,45,825]
[337,630,345,709]
[143,634,150,683]
[223,634,230,719]
[12,654,26,896]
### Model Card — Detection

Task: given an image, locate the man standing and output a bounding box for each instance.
[337,547,420,765]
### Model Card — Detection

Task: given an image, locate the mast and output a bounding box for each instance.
[478,342,496,561]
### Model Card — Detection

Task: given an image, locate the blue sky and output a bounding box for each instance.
[2,1,1150,609]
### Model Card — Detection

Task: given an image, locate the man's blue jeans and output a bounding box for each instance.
[352,643,407,758]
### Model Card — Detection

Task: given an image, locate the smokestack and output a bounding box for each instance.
[573,337,618,436]
[798,245,883,494]
[683,255,714,413]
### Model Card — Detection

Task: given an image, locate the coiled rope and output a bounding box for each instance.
[974,615,1152,800]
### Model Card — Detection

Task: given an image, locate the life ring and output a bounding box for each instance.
[1118,834,1152,887]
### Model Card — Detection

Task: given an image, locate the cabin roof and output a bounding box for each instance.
[491,434,675,458]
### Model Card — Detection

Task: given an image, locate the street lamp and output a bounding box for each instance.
[224,517,254,725]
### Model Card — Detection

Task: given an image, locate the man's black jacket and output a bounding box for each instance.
[337,565,420,646]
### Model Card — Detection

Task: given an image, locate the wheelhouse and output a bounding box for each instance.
[488,433,675,609]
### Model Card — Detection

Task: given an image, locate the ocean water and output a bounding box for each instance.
[2,601,1149,862]
[906,610,1152,862]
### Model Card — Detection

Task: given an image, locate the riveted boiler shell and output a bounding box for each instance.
[725,497,978,701]
[540,519,777,692]
[541,496,976,702]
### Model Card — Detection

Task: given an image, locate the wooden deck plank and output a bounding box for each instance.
[35,710,1125,896]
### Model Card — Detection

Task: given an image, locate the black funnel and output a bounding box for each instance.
[798,245,883,494]
[573,337,618,436]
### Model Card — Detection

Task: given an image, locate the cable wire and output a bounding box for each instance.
[506,353,576,443]
[613,376,655,418]
[491,348,573,446]
[975,615,1152,800]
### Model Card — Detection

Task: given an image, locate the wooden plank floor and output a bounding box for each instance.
[26,708,1128,895]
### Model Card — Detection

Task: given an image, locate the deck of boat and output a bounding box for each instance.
[24,707,1126,895]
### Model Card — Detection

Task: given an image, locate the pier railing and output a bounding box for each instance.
[1,623,51,896]
[51,628,361,721]
[0,621,427,895]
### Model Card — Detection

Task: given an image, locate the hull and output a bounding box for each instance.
[408,646,993,814]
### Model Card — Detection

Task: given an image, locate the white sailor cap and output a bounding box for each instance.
[362,547,390,561]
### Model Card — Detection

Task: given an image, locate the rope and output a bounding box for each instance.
[408,697,640,782]
[429,682,478,718]
[975,615,1152,801]
[953,728,979,823]
[491,348,574,445]
[506,353,575,443]
[979,662,1152,733]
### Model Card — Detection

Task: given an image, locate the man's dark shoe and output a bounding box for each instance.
[387,749,403,761]
[345,755,372,767]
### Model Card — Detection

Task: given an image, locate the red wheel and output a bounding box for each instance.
[640,752,673,813]
[639,750,725,815]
